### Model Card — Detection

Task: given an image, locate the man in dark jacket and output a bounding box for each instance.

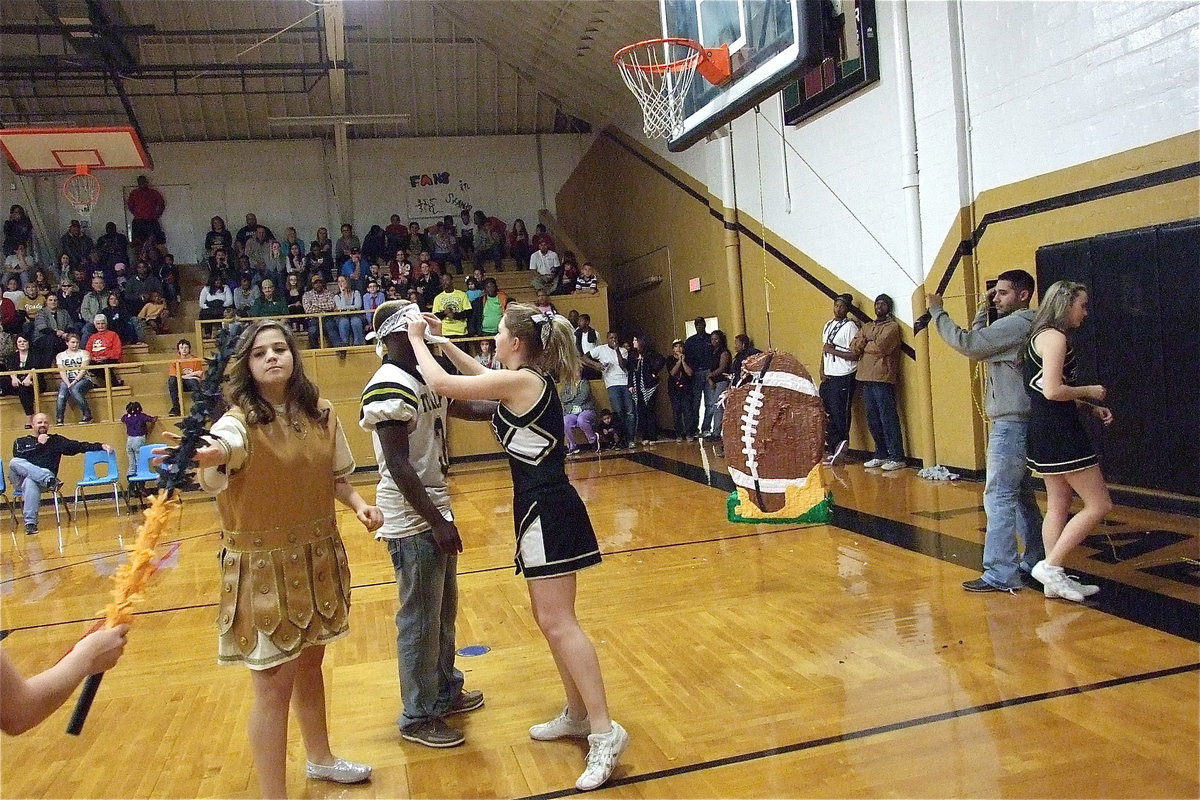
[8,413,113,534]
[682,317,714,439]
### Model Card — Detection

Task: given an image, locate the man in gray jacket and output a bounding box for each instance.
[927,269,1044,592]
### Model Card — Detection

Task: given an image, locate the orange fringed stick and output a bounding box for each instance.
[104,491,182,626]
[66,490,182,734]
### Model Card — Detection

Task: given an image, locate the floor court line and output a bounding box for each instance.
[516,661,1200,800]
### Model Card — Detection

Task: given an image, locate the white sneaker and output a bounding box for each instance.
[305,757,372,784]
[829,439,848,466]
[1031,561,1084,602]
[576,721,629,791]
[1065,574,1101,597]
[880,460,905,471]
[863,458,885,468]
[529,708,590,741]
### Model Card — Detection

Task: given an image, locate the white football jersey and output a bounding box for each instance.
[360,360,452,539]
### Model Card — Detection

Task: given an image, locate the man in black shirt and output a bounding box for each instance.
[8,413,113,534]
[682,317,715,439]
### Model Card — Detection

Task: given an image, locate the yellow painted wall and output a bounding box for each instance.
[556,128,1200,472]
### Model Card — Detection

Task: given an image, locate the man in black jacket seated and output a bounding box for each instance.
[8,413,113,535]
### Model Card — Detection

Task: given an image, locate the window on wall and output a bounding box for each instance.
[781,0,880,124]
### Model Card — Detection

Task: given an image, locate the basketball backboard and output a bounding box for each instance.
[660,0,821,151]
[0,126,150,174]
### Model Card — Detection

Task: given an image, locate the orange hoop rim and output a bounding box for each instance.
[63,170,101,207]
[614,38,731,85]
[614,37,704,74]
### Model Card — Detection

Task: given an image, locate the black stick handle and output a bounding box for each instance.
[66,672,104,735]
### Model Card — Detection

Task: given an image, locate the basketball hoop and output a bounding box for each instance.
[614,38,731,140]
[62,164,102,227]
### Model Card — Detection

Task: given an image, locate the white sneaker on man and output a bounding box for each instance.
[576,721,629,791]
[863,458,885,468]
[880,459,905,471]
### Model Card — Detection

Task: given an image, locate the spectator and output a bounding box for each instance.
[554,252,579,296]
[4,244,36,287]
[249,278,287,318]
[262,240,288,287]
[123,261,162,317]
[333,275,365,345]
[529,240,561,294]
[120,400,156,478]
[199,275,233,320]
[474,338,499,369]
[594,408,622,450]
[704,330,732,440]
[851,293,905,470]
[3,334,36,428]
[126,175,166,246]
[283,273,305,330]
[243,225,273,272]
[404,222,426,256]
[340,249,365,292]
[431,273,470,337]
[86,313,124,386]
[59,220,94,267]
[584,331,635,450]
[361,225,388,266]
[54,333,93,425]
[560,376,598,454]
[729,334,762,381]
[413,260,439,310]
[103,292,142,344]
[818,294,859,465]
[282,226,306,257]
[3,205,33,256]
[80,276,109,332]
[15,283,45,334]
[301,274,338,347]
[304,239,333,283]
[457,209,475,261]
[629,334,665,445]
[285,242,306,277]
[59,279,83,324]
[531,223,555,253]
[204,216,233,257]
[31,291,72,365]
[574,262,599,294]
[96,222,129,269]
[573,312,600,356]
[138,290,169,334]
[430,221,461,274]
[681,318,715,439]
[666,338,692,441]
[234,213,269,254]
[166,338,203,416]
[334,224,360,266]
[9,413,114,533]
[472,210,504,271]
[232,274,260,316]
[362,279,386,330]
[469,277,508,336]
[384,214,407,255]
[508,219,532,267]
[207,247,232,281]
[534,291,558,318]
[0,291,18,336]
[309,226,333,260]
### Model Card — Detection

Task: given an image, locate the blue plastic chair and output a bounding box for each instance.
[73,450,121,518]
[126,444,162,510]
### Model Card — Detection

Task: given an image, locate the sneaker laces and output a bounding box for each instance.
[586,732,619,772]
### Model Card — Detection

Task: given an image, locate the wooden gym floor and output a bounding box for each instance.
[1,442,1197,798]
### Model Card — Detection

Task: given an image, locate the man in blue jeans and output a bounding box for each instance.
[9,413,113,535]
[682,317,714,439]
[359,301,494,748]
[927,269,1045,592]
[584,331,635,448]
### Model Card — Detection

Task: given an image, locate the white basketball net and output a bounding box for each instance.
[63,172,101,226]
[615,42,700,140]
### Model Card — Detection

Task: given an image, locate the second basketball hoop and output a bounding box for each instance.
[614,38,731,140]
[62,165,102,226]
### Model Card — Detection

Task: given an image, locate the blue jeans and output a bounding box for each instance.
[306,316,338,348]
[607,386,636,445]
[981,420,1045,589]
[861,381,904,460]
[336,314,365,346]
[7,457,56,526]
[56,377,93,421]
[386,532,464,729]
[705,379,729,437]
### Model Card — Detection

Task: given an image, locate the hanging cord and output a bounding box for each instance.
[752,108,774,349]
